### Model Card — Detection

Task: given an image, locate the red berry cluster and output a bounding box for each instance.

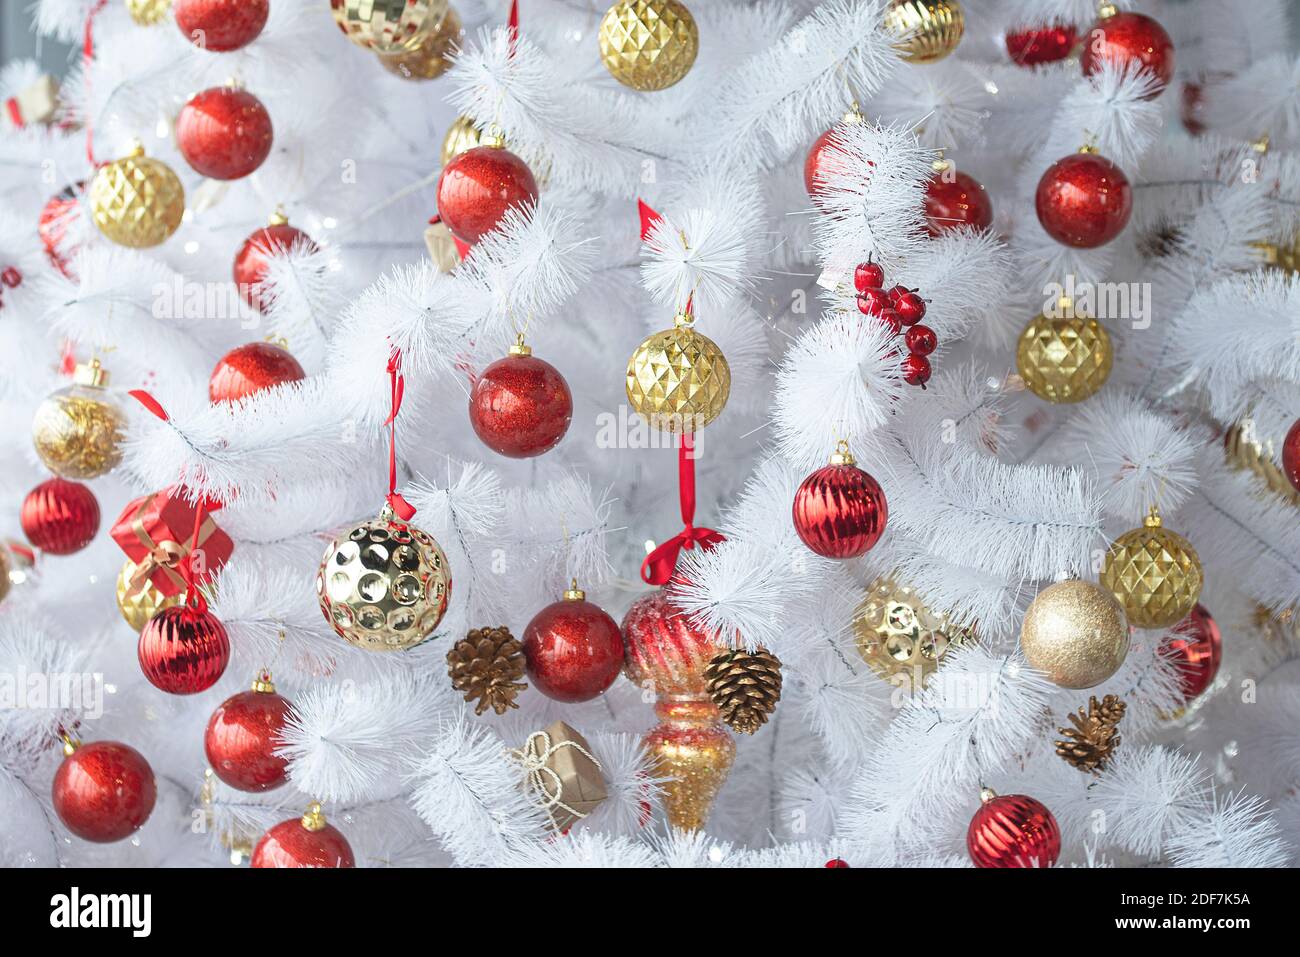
[853,261,935,387]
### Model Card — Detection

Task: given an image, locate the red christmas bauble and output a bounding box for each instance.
[825,858,850,868]
[1165,604,1222,704]
[1035,151,1132,248]
[621,588,720,696]
[523,585,625,703]
[1081,11,1174,99]
[925,168,993,236]
[174,0,268,52]
[52,740,156,843]
[39,182,85,279]
[175,86,273,181]
[804,126,848,200]
[138,605,231,695]
[1282,418,1300,492]
[792,450,888,559]
[251,805,355,868]
[209,341,306,402]
[468,345,572,458]
[967,790,1060,868]
[1006,24,1078,66]
[233,216,318,312]
[204,675,292,791]
[436,146,538,246]
[21,478,99,555]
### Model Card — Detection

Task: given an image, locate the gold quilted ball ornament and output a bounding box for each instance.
[89,140,184,249]
[1020,579,1130,689]
[377,5,462,81]
[440,116,504,168]
[1100,506,1203,630]
[32,359,126,480]
[853,576,976,692]
[330,0,449,53]
[1015,297,1113,403]
[125,0,171,26]
[626,310,730,432]
[316,503,452,651]
[116,558,183,633]
[885,0,965,63]
[599,0,699,92]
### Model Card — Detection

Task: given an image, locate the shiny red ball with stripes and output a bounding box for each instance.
[21,477,100,555]
[138,605,231,695]
[621,588,719,696]
[792,463,888,559]
[967,792,1061,868]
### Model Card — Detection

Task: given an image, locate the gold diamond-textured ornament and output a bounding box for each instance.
[316,503,451,651]
[884,0,965,63]
[446,626,527,715]
[116,558,182,633]
[32,359,125,480]
[599,0,699,92]
[440,115,504,167]
[377,5,462,80]
[704,647,782,734]
[852,576,976,692]
[1223,419,1300,508]
[1015,300,1113,403]
[89,141,184,248]
[1020,579,1129,689]
[125,0,171,26]
[330,0,449,54]
[1100,506,1203,630]
[1056,694,1126,774]
[626,311,730,432]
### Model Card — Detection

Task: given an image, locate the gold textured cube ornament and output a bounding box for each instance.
[853,576,976,691]
[599,0,699,92]
[626,313,730,432]
[89,141,184,249]
[1016,307,1113,404]
[884,0,965,63]
[1100,507,1203,630]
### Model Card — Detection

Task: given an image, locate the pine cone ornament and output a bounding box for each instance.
[704,647,782,734]
[1056,694,1126,774]
[447,626,528,715]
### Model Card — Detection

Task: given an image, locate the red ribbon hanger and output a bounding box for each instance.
[384,348,417,521]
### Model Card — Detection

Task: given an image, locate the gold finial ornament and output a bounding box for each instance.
[599,0,699,92]
[884,0,965,63]
[852,576,976,691]
[32,359,126,480]
[829,440,856,466]
[377,5,463,81]
[1100,506,1203,630]
[330,0,449,54]
[89,141,185,248]
[563,579,586,601]
[1020,579,1130,689]
[1015,306,1113,403]
[508,334,532,357]
[125,0,171,26]
[626,313,731,432]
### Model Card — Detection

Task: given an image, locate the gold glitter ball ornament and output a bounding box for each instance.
[626,312,730,432]
[852,576,976,692]
[1100,507,1203,630]
[599,0,699,92]
[330,0,449,54]
[440,115,504,167]
[32,360,126,480]
[885,0,965,63]
[316,504,451,651]
[125,0,171,26]
[1015,305,1113,404]
[89,141,184,248]
[377,5,462,81]
[116,558,183,633]
[1020,579,1130,689]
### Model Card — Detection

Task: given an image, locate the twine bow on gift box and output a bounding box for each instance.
[511,728,604,832]
[126,538,186,592]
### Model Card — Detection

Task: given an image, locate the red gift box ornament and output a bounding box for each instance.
[111,489,233,597]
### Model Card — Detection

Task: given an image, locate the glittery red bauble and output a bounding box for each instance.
[1035,152,1132,248]
[21,478,99,555]
[251,814,355,868]
[967,792,1060,868]
[792,462,888,559]
[52,741,156,843]
[204,685,292,792]
[523,594,625,703]
[138,605,230,695]
[825,858,850,868]
[209,341,306,402]
[1282,419,1300,493]
[436,146,538,245]
[175,86,273,181]
[1006,24,1078,66]
[175,0,268,52]
[621,588,719,696]
[804,126,847,199]
[233,220,318,311]
[468,350,572,458]
[1165,604,1222,704]
[925,169,993,236]
[1081,11,1174,99]
[38,182,84,279]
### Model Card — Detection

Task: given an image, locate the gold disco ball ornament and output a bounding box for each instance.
[331,0,449,54]
[884,0,965,63]
[440,115,504,167]
[378,5,462,80]
[32,359,125,480]
[1021,579,1130,689]
[116,558,183,633]
[626,311,730,432]
[1016,300,1113,404]
[89,140,184,248]
[316,503,452,651]
[599,0,699,92]
[1100,506,1203,630]
[125,0,171,26]
[853,576,976,691]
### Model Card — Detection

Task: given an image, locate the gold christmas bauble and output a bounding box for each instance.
[626,312,730,432]
[440,115,505,167]
[377,5,462,80]
[125,0,171,26]
[852,576,976,691]
[1223,418,1300,508]
[32,360,125,480]
[884,0,965,63]
[1100,507,1203,630]
[316,504,452,651]
[599,0,699,92]
[116,558,183,633]
[89,141,184,248]
[1016,307,1113,404]
[1021,579,1129,689]
[330,0,448,54]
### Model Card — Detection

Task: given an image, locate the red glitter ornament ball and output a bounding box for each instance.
[925,167,993,236]
[174,0,269,52]
[804,126,848,200]
[824,858,850,868]
[21,478,100,555]
[175,86,273,181]
[251,804,355,868]
[39,182,84,279]
[233,214,318,312]
[1006,23,1078,66]
[792,446,888,559]
[209,341,306,403]
[1035,151,1132,248]
[204,674,292,792]
[138,605,231,695]
[1282,418,1300,493]
[1165,604,1222,704]
[967,790,1061,868]
[436,145,538,246]
[1081,11,1174,99]
[468,343,573,458]
[52,740,156,843]
[523,584,625,703]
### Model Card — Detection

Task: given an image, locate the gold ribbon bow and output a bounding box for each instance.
[127,539,186,592]
[511,730,602,831]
